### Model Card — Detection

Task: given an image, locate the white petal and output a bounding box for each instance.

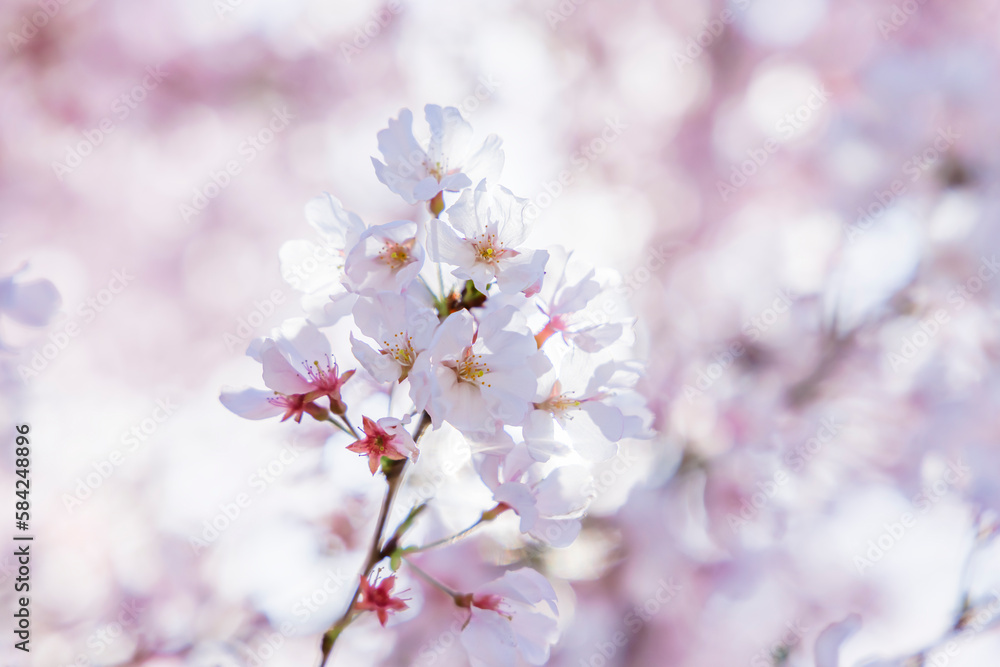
[530,518,581,548]
[510,607,559,664]
[425,104,474,168]
[493,481,539,532]
[350,333,400,384]
[461,610,517,667]
[815,614,862,667]
[463,134,505,184]
[274,319,333,369]
[279,239,343,293]
[522,410,567,462]
[304,193,365,248]
[564,404,620,461]
[496,248,549,295]
[438,172,473,193]
[260,343,312,395]
[219,387,284,420]
[533,466,591,517]
[413,176,445,201]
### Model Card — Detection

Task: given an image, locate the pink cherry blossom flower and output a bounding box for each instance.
[523,345,653,461]
[346,416,418,474]
[344,220,425,294]
[350,291,439,383]
[477,443,591,547]
[356,573,409,627]
[432,180,549,295]
[372,104,504,205]
[458,569,559,667]
[531,245,627,351]
[409,306,545,435]
[220,319,354,423]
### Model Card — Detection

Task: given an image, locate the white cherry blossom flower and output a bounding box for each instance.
[344,220,425,294]
[372,104,503,205]
[279,193,365,325]
[433,180,549,295]
[409,305,545,435]
[350,291,439,384]
[531,245,628,352]
[477,443,591,547]
[458,569,560,667]
[522,345,649,461]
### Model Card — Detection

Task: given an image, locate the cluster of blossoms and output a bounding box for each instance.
[221,105,651,666]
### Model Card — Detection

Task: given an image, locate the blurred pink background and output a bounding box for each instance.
[3,0,1000,665]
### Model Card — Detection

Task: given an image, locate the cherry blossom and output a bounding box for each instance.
[458,569,560,667]
[212,104,654,667]
[344,220,425,294]
[220,318,354,422]
[409,306,545,435]
[477,443,591,547]
[357,574,409,627]
[432,180,549,295]
[279,193,366,325]
[531,245,627,352]
[349,291,439,384]
[347,416,418,474]
[372,104,504,205]
[522,344,650,461]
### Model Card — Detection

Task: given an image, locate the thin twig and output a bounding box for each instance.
[319,412,432,666]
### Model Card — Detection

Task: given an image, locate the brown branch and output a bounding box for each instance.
[319,411,432,666]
